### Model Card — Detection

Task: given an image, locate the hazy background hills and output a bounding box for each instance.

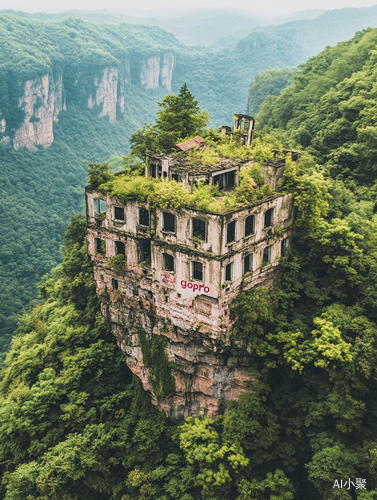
[2,4,377,352]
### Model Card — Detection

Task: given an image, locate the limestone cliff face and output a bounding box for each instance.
[140,52,175,92]
[97,273,254,420]
[13,73,65,151]
[88,67,119,123]
[3,51,176,151]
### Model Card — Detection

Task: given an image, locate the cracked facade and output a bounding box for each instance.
[86,146,295,419]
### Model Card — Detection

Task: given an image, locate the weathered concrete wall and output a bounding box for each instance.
[86,189,294,418]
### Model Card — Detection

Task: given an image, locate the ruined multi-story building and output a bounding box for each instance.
[86,134,296,419]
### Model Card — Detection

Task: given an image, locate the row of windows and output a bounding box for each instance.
[95,199,275,245]
[95,237,289,281]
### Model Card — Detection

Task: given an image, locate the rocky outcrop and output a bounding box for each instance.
[140,52,175,92]
[6,52,176,151]
[13,73,65,151]
[88,67,119,123]
[97,275,253,420]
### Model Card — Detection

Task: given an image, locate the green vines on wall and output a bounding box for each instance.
[137,328,176,398]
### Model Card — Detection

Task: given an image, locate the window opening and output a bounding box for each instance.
[264,208,274,228]
[95,238,106,255]
[151,164,156,178]
[244,215,255,237]
[192,261,203,281]
[263,246,272,265]
[226,221,236,244]
[243,254,253,274]
[163,212,176,232]
[281,238,288,256]
[114,207,124,221]
[93,198,106,215]
[115,241,125,256]
[139,240,151,265]
[225,262,233,281]
[157,165,162,178]
[162,253,174,272]
[192,218,206,240]
[172,173,179,182]
[163,171,167,178]
[139,207,150,227]
[112,279,118,290]
[213,170,236,190]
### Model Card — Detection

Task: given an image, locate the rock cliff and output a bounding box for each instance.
[2,52,176,151]
[13,73,65,151]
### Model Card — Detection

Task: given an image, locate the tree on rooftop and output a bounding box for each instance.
[130,84,211,159]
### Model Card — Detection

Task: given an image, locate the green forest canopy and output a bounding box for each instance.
[257,28,377,183]
[247,67,296,116]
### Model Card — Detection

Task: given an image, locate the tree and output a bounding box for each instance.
[130,84,210,159]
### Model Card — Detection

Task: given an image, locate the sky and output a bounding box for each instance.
[1,0,377,16]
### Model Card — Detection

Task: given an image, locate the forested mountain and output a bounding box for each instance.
[257,28,377,183]
[247,67,296,116]
[3,5,377,354]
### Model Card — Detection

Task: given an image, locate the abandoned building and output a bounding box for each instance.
[221,113,255,146]
[86,132,296,419]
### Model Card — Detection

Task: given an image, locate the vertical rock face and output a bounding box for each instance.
[6,52,176,151]
[161,52,175,92]
[93,67,119,123]
[140,52,175,92]
[13,73,65,151]
[140,56,161,89]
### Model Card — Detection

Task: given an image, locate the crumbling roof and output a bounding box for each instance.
[233,113,254,121]
[169,156,247,175]
[176,135,206,152]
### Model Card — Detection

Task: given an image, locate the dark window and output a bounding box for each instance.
[112,279,118,290]
[163,212,175,232]
[139,240,151,265]
[163,171,167,178]
[263,246,272,265]
[115,241,125,256]
[139,208,149,226]
[225,262,233,281]
[192,218,206,240]
[172,173,179,182]
[226,171,235,188]
[162,253,174,272]
[244,215,255,237]
[243,254,253,274]
[114,207,124,221]
[264,208,274,228]
[281,238,288,256]
[213,170,236,190]
[96,219,102,227]
[192,261,203,281]
[157,165,162,178]
[226,221,236,244]
[151,164,157,178]
[95,238,106,254]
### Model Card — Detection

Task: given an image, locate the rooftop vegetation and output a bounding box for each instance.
[94,132,297,213]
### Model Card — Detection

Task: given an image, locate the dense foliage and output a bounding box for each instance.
[247,67,296,116]
[0,98,164,356]
[257,28,377,182]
